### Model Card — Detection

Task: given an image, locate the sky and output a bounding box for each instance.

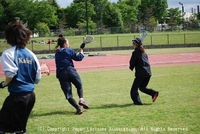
[57,0,200,13]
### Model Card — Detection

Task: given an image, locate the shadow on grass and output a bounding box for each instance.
[30,110,75,117]
[30,103,153,117]
[91,103,152,109]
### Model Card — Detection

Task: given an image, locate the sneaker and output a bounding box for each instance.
[76,107,83,115]
[79,100,89,109]
[152,92,159,102]
[15,131,27,134]
[134,102,143,105]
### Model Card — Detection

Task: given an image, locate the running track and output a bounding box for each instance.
[0,52,200,77]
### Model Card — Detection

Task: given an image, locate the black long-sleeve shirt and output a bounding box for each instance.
[129,48,152,77]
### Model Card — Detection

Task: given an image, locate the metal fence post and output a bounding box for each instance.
[167,34,169,45]
[100,37,102,48]
[184,34,186,44]
[117,36,119,47]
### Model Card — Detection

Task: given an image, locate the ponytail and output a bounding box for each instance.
[139,45,145,53]
[55,36,66,49]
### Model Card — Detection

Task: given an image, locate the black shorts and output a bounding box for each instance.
[0,92,35,133]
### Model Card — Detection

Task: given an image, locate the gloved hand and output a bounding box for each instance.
[80,43,85,49]
[0,81,5,88]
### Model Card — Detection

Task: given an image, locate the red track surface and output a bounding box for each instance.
[0,52,200,77]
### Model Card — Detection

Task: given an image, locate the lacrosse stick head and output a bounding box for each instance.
[139,29,148,42]
[40,62,50,75]
[84,35,94,44]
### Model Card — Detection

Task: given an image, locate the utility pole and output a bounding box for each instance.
[179,2,184,30]
[86,0,88,34]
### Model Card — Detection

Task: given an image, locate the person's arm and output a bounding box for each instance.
[79,48,83,54]
[0,50,18,88]
[4,76,12,86]
[129,51,137,71]
[31,51,42,84]
[0,76,12,88]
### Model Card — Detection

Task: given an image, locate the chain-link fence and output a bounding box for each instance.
[1,32,200,54]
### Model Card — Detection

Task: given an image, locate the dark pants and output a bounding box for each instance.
[58,66,83,110]
[58,66,83,99]
[0,92,35,133]
[130,76,157,104]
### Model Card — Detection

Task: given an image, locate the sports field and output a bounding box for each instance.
[0,48,200,134]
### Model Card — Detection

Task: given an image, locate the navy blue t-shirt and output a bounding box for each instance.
[55,48,84,78]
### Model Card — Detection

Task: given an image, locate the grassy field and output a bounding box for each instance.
[0,65,199,134]
[0,56,199,133]
[0,31,200,52]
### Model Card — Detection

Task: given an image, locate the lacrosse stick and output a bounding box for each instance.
[40,62,50,75]
[139,29,148,42]
[76,35,95,53]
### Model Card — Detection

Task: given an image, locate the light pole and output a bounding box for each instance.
[85,0,89,34]
[179,2,184,30]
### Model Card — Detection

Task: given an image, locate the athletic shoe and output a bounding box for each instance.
[152,92,159,102]
[15,131,27,134]
[134,102,143,105]
[76,107,83,115]
[79,100,89,109]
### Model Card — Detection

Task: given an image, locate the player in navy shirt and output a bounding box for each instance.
[55,35,89,115]
[0,21,41,134]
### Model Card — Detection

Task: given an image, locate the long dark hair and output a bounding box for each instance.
[138,44,145,53]
[55,35,66,49]
[4,22,32,48]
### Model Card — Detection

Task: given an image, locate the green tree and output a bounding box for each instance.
[0,0,58,31]
[0,0,34,30]
[139,0,168,24]
[166,8,182,30]
[34,22,51,37]
[197,12,200,20]
[91,0,109,29]
[65,3,85,28]
[102,3,123,28]
[0,4,3,18]
[30,0,58,29]
[117,0,140,32]
[47,0,60,29]
[187,13,200,30]
[77,19,97,34]
[58,9,68,30]
[65,1,95,30]
[149,16,157,31]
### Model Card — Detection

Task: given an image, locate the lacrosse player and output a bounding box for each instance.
[129,38,159,105]
[55,35,89,115]
[0,21,41,134]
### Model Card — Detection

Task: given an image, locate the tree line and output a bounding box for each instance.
[0,0,200,37]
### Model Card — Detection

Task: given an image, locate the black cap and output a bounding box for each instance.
[132,38,142,46]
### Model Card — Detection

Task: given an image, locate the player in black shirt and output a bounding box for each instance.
[129,38,159,105]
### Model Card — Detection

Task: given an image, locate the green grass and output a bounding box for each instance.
[0,31,200,52]
[0,64,200,134]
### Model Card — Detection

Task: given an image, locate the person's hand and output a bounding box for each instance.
[129,67,133,71]
[80,43,85,49]
[0,81,5,88]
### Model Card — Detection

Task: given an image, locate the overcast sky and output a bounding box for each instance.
[57,0,200,13]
